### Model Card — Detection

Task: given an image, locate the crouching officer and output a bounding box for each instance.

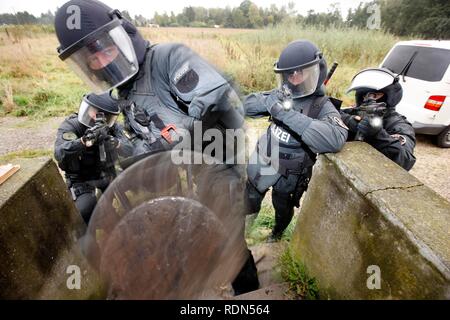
[245,40,348,241]
[54,93,134,223]
[340,68,416,171]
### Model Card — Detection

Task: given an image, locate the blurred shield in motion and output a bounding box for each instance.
[81,150,248,299]
[101,197,228,299]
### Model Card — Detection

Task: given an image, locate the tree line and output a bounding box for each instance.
[0,0,448,39]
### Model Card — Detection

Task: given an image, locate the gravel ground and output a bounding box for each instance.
[1,116,449,201]
[0,116,64,155]
[409,134,450,202]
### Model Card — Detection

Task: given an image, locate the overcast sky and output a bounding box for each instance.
[0,0,372,18]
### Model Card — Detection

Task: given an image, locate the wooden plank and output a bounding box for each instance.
[0,164,20,185]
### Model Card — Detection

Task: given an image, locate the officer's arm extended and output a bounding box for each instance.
[365,117,416,171]
[244,93,271,118]
[54,119,85,171]
[168,44,239,121]
[270,101,348,154]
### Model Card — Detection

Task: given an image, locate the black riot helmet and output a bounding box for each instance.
[274,40,327,99]
[78,92,120,128]
[347,68,403,108]
[55,0,148,94]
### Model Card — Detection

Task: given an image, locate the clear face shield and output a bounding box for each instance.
[59,20,139,94]
[78,98,118,128]
[277,63,320,99]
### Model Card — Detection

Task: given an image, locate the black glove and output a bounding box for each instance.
[82,128,98,147]
[265,91,285,117]
[340,113,359,133]
[357,117,382,138]
[82,124,108,147]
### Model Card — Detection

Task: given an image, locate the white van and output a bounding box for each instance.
[380,40,450,147]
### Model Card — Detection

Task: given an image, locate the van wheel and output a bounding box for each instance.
[437,126,450,148]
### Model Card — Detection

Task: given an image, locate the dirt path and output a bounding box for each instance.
[0,116,64,155]
[1,116,449,201]
[409,134,450,202]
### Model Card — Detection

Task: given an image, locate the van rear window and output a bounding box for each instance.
[382,45,450,82]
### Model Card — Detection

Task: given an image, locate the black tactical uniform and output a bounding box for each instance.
[117,42,244,155]
[341,68,416,171]
[54,94,134,223]
[245,40,348,241]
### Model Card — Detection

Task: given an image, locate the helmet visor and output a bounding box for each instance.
[277,63,320,99]
[347,68,396,93]
[78,99,118,128]
[61,22,139,94]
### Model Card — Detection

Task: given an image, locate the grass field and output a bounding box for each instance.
[0,24,400,118]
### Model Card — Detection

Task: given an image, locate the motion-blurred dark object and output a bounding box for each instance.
[81,150,247,299]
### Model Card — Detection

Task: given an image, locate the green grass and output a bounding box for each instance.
[0,57,87,118]
[0,27,88,118]
[0,24,54,43]
[245,199,299,246]
[0,149,52,163]
[245,203,275,245]
[0,24,402,119]
[222,23,400,104]
[279,246,319,300]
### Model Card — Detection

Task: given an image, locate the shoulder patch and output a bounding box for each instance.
[173,62,191,84]
[62,132,78,141]
[174,64,199,94]
[331,116,349,130]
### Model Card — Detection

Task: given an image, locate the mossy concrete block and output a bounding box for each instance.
[291,142,450,299]
[0,157,103,299]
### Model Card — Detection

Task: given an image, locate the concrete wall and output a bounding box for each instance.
[291,142,450,299]
[0,157,103,299]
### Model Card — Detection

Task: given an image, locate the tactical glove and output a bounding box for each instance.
[265,91,284,117]
[340,113,359,133]
[82,125,109,147]
[357,117,382,138]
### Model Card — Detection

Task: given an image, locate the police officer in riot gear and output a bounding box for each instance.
[341,68,416,171]
[54,92,134,224]
[245,40,348,241]
[54,0,243,149]
[54,0,254,295]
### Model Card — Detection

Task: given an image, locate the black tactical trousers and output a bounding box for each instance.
[245,172,310,238]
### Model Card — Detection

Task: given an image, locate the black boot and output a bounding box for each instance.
[231,249,260,296]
